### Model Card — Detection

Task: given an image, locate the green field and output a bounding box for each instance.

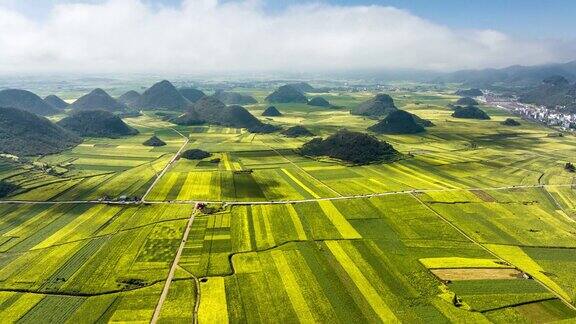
[0,87,575,323]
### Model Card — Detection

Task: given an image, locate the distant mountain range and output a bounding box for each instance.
[440,60,576,87]
[519,75,576,111]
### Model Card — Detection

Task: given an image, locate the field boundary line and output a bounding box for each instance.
[169,183,576,205]
[480,297,557,313]
[411,193,576,311]
[264,141,343,197]
[150,205,198,324]
[193,276,201,324]
[141,128,189,202]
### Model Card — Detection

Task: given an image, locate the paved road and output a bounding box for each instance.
[150,205,198,324]
[145,183,575,206]
[1,183,574,206]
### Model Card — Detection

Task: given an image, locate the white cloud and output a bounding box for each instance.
[0,0,569,74]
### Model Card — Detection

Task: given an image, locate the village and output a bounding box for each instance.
[482,92,576,131]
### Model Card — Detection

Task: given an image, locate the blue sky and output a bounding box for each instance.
[325,0,575,39]
[259,0,575,39]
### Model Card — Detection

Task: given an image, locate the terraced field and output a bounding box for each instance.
[0,89,575,322]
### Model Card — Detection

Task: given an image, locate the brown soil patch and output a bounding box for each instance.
[431,268,523,281]
[470,189,496,202]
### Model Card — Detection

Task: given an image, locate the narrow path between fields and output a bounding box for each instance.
[411,193,576,311]
[150,205,198,324]
[141,128,189,202]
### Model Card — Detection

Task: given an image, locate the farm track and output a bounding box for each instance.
[0,183,574,206]
[150,206,198,324]
[192,276,201,324]
[141,128,189,202]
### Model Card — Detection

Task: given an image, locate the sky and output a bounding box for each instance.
[0,0,574,74]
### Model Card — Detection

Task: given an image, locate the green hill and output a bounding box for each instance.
[0,89,59,116]
[282,126,314,137]
[502,118,521,126]
[70,88,128,112]
[181,149,211,160]
[213,90,257,105]
[299,129,398,164]
[351,94,398,116]
[171,109,205,126]
[308,97,331,107]
[117,90,141,109]
[44,95,69,109]
[179,88,206,103]
[143,135,166,146]
[455,88,483,97]
[0,180,20,198]
[266,85,308,103]
[452,106,491,120]
[368,110,426,134]
[58,110,139,138]
[0,106,81,156]
[520,76,576,111]
[287,82,315,93]
[455,97,479,106]
[413,114,435,127]
[175,97,278,133]
[139,80,190,110]
[262,106,282,116]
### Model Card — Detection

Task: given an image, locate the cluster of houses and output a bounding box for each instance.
[482,93,576,130]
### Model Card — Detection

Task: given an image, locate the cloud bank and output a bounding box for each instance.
[0,0,570,74]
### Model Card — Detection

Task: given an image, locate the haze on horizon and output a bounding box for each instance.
[0,0,574,75]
